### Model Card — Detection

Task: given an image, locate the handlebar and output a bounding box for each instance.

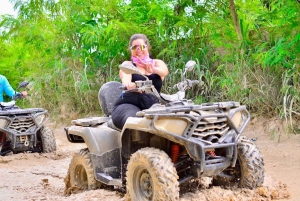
[118,85,140,93]
[118,60,199,104]
[189,80,200,85]
[13,92,23,100]
[119,78,199,104]
[119,85,127,90]
[176,79,199,91]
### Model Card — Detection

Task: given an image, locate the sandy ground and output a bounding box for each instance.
[0,117,299,201]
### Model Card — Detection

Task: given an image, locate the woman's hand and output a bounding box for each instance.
[144,63,154,74]
[136,57,154,73]
[124,82,136,90]
[21,91,28,97]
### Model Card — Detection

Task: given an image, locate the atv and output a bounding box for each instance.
[0,81,56,155]
[64,61,264,200]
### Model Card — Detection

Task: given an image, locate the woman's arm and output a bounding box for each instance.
[2,76,16,98]
[152,59,169,81]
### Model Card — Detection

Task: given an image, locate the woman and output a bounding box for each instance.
[111,34,169,129]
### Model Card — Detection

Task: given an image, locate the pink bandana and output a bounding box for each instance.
[131,53,154,66]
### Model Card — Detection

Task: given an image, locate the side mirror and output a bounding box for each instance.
[17,81,29,90]
[183,60,196,78]
[13,81,29,100]
[119,63,141,75]
[185,60,196,72]
[119,62,149,80]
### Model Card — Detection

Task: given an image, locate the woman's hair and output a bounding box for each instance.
[129,34,151,50]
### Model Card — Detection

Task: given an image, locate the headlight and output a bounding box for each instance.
[232,112,242,128]
[34,114,46,126]
[155,118,188,136]
[232,111,248,131]
[0,118,9,128]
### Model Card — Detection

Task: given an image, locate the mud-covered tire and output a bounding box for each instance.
[64,148,101,194]
[38,126,56,153]
[213,136,264,189]
[126,147,179,201]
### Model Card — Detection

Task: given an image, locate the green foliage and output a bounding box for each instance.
[0,0,299,127]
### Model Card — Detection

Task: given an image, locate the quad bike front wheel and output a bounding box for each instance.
[213,136,265,189]
[64,148,101,194]
[38,126,56,153]
[126,147,179,201]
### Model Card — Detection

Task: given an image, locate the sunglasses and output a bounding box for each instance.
[130,44,147,51]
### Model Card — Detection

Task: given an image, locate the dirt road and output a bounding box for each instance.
[0,118,299,201]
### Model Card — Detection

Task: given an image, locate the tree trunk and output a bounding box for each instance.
[228,0,243,41]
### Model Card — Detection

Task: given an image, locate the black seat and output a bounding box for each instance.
[98,81,122,117]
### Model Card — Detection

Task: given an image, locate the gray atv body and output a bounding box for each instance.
[65,81,264,193]
[0,106,56,155]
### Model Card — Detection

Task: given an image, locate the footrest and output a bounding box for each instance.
[71,117,110,127]
[96,173,122,186]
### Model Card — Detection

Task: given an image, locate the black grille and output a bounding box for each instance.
[191,117,229,142]
[8,117,35,133]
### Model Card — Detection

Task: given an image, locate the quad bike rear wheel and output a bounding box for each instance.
[64,148,101,194]
[38,126,56,153]
[126,147,179,201]
[213,136,264,189]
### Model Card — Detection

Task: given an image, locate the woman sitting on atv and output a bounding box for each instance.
[111,34,169,129]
